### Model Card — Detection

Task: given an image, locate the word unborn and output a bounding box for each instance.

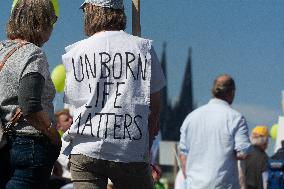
[72,52,148,82]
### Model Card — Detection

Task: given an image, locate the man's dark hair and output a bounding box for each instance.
[281,140,284,148]
[212,74,235,100]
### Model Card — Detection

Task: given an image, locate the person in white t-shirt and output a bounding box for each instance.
[61,0,166,189]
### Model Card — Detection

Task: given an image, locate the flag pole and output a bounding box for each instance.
[132,0,141,37]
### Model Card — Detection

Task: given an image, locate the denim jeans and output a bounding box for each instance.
[70,154,154,189]
[4,134,60,189]
[0,144,12,189]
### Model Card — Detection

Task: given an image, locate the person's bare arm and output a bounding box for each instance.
[26,111,61,146]
[236,152,249,160]
[18,73,61,146]
[180,154,187,178]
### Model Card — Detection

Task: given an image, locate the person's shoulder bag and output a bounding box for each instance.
[0,41,28,149]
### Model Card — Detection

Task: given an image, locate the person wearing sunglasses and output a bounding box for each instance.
[0,0,61,188]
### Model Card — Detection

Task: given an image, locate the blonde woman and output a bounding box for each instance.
[0,0,61,188]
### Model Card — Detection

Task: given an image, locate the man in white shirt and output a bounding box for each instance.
[179,74,251,189]
[62,0,165,189]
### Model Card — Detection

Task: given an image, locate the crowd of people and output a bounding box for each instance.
[176,75,284,189]
[0,0,282,189]
[0,0,164,188]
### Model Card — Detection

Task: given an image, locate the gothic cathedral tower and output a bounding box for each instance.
[160,47,194,141]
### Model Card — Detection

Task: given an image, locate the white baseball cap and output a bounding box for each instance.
[80,0,124,10]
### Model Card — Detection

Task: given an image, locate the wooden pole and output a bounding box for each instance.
[132,0,141,37]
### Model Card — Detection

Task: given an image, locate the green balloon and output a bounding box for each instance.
[11,0,18,12]
[12,0,59,17]
[52,0,59,17]
[155,182,166,189]
[51,64,66,93]
[270,124,278,141]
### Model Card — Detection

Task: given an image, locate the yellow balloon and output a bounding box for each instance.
[270,124,278,141]
[51,64,66,93]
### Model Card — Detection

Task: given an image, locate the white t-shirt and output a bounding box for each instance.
[62,31,165,162]
[175,170,187,189]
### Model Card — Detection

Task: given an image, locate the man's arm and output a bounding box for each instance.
[178,116,190,178]
[236,152,249,160]
[238,160,246,189]
[148,45,166,148]
[234,116,252,159]
[149,91,161,148]
[180,154,187,178]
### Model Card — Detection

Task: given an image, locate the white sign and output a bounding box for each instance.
[159,141,178,166]
[275,116,284,152]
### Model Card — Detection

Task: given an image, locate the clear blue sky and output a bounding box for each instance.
[1,0,284,138]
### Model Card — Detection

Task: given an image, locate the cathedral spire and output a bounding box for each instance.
[160,42,169,139]
[161,42,167,79]
[179,47,193,114]
[160,42,167,102]
[160,46,195,141]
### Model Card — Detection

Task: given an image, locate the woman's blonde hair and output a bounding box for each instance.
[6,0,56,46]
[84,4,126,36]
[54,109,71,123]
